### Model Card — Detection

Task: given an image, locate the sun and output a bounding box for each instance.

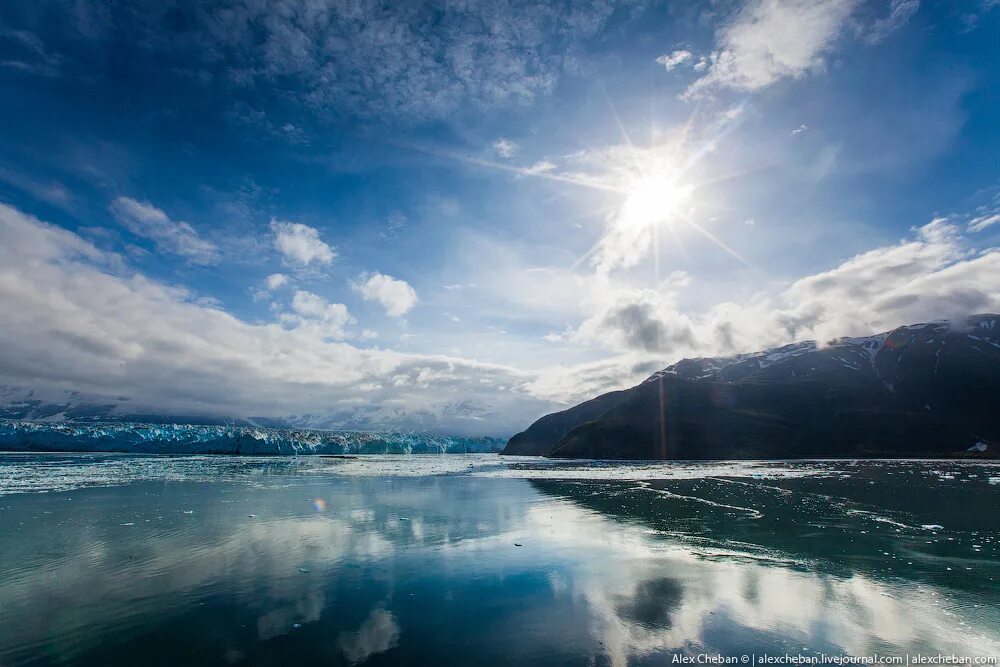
[620,171,694,231]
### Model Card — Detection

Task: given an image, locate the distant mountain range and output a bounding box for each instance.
[0,385,509,436]
[502,315,1000,460]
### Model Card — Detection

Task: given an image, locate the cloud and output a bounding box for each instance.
[656,50,693,71]
[523,160,557,175]
[569,280,696,354]
[537,219,1000,404]
[0,203,549,435]
[0,167,74,211]
[48,1,626,122]
[967,194,1000,233]
[864,0,920,44]
[226,103,310,145]
[283,290,355,339]
[271,219,336,266]
[353,273,417,317]
[577,219,1000,356]
[969,213,1000,233]
[251,273,290,302]
[684,0,861,98]
[493,138,519,159]
[0,28,62,77]
[379,212,407,241]
[109,197,218,264]
[265,273,289,290]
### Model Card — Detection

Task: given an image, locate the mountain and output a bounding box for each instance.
[0,385,517,437]
[502,315,1000,460]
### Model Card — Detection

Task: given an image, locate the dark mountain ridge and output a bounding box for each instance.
[502,315,1000,459]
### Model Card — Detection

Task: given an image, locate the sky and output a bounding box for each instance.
[1,0,999,435]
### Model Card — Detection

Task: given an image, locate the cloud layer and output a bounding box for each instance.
[0,203,546,434]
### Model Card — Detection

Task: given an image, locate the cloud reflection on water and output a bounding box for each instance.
[0,459,998,666]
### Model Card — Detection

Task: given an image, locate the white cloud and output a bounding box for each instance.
[109,197,218,264]
[574,219,1000,357]
[493,138,519,159]
[271,219,336,266]
[536,219,1000,404]
[969,213,1000,233]
[523,160,557,175]
[284,290,355,339]
[2,201,997,432]
[656,49,693,71]
[865,0,920,44]
[251,273,290,302]
[353,273,417,317]
[0,203,549,435]
[265,273,289,290]
[684,0,861,98]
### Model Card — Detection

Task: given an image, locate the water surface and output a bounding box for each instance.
[1,454,998,666]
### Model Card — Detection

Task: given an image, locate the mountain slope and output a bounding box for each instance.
[502,315,1000,459]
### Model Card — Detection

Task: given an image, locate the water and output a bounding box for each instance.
[1,454,999,666]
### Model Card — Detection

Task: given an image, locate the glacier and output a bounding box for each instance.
[0,420,504,455]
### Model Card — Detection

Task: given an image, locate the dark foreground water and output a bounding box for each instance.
[1,454,999,666]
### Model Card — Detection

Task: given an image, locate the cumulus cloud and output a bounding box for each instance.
[281,290,355,340]
[684,0,861,98]
[572,220,1000,359]
[251,272,290,301]
[353,273,417,317]
[0,203,549,435]
[109,197,218,264]
[536,219,1000,404]
[271,220,336,266]
[265,273,289,290]
[569,279,696,354]
[656,50,693,71]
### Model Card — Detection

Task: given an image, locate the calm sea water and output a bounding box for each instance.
[1,454,998,666]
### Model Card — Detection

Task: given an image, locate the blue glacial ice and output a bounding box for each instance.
[0,419,504,454]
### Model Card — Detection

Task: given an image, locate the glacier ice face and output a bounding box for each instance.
[0,420,504,455]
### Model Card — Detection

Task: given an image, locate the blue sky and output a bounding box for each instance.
[1,0,999,434]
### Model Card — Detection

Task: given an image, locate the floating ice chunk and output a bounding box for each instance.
[921,524,944,530]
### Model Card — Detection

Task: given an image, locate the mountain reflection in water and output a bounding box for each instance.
[0,454,997,666]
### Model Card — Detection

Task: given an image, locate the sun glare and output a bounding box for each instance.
[620,172,693,230]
